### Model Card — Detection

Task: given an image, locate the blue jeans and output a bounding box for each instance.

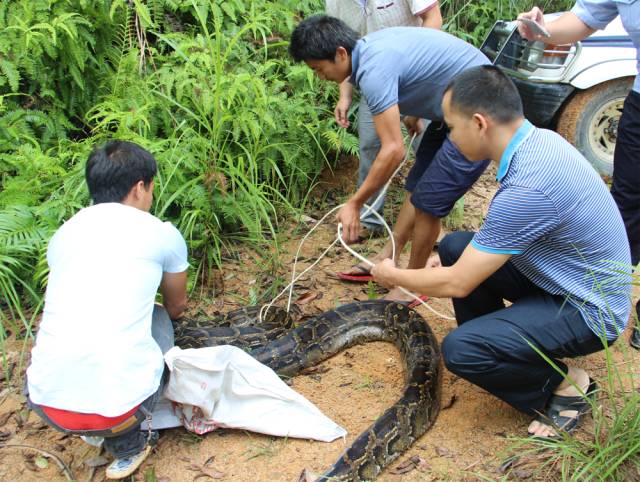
[438,232,611,415]
[28,305,174,458]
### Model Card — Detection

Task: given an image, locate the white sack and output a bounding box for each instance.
[162,345,347,442]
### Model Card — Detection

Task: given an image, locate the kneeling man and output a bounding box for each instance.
[372,66,632,437]
[27,141,189,478]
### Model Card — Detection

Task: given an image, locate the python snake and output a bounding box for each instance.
[174,300,441,481]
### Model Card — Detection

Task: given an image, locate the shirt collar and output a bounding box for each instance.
[496,119,534,181]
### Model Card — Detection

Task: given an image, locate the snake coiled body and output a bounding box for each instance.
[175,300,441,481]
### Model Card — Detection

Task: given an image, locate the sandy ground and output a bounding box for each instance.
[1,156,638,482]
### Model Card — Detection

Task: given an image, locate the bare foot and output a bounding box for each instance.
[340,263,372,277]
[527,366,590,437]
[382,286,415,303]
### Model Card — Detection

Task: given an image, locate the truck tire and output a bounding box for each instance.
[556,78,633,177]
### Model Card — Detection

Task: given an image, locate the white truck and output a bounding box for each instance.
[481,14,635,176]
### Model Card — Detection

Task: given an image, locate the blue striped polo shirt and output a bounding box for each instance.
[471,120,632,340]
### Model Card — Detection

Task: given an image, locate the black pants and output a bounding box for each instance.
[439,232,612,415]
[611,89,640,267]
[29,306,174,458]
[611,90,640,330]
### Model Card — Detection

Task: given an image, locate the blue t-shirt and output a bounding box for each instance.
[572,0,640,92]
[350,27,490,120]
[472,121,632,340]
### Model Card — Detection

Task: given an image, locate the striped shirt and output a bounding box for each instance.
[326,0,438,36]
[472,120,632,339]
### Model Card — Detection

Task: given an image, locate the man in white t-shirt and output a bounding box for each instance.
[26,141,189,479]
[326,0,441,245]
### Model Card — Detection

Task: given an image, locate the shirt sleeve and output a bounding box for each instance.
[570,0,618,30]
[357,52,400,115]
[471,187,560,255]
[162,222,189,273]
[410,0,438,15]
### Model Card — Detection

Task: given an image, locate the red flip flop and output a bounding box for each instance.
[407,294,429,309]
[337,265,374,283]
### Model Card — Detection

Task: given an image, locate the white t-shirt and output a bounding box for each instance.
[27,203,189,416]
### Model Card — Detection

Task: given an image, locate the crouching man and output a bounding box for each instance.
[26,141,189,478]
[372,66,632,437]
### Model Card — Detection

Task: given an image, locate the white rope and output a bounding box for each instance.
[336,224,455,320]
[259,132,456,322]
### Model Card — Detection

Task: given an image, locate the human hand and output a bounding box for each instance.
[403,116,424,137]
[336,201,361,244]
[334,96,352,128]
[517,7,547,40]
[371,258,396,288]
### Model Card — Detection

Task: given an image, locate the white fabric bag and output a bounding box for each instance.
[161,345,346,442]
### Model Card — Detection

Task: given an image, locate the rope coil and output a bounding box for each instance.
[260,133,455,322]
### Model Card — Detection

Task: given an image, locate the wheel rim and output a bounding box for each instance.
[587,97,625,168]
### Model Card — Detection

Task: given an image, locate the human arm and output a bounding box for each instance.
[336,105,405,243]
[517,7,595,44]
[417,2,442,29]
[160,270,188,320]
[371,245,511,298]
[335,79,353,128]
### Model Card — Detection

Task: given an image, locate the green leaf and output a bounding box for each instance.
[0,60,20,92]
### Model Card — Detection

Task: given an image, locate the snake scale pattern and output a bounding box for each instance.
[174,300,441,481]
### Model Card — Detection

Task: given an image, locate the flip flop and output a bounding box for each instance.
[529,378,597,437]
[407,294,429,309]
[337,265,374,283]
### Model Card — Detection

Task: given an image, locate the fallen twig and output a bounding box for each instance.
[0,443,74,481]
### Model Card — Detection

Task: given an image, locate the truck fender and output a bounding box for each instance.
[569,60,637,90]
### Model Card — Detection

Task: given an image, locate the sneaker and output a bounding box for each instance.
[105,445,152,479]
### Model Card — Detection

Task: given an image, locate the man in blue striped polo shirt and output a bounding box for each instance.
[372,66,632,437]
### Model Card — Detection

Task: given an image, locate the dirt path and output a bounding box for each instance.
[1,157,638,482]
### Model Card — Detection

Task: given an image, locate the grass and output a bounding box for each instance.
[499,312,640,481]
[442,196,466,231]
[366,281,377,300]
[356,374,383,391]
[243,436,285,461]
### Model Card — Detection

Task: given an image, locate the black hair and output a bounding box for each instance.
[85,141,157,204]
[289,15,358,62]
[444,65,523,123]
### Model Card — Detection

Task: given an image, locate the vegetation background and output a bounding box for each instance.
[4,2,640,481]
[0,0,574,340]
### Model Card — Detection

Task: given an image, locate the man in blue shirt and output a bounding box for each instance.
[372,66,632,437]
[518,1,639,349]
[289,15,490,303]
